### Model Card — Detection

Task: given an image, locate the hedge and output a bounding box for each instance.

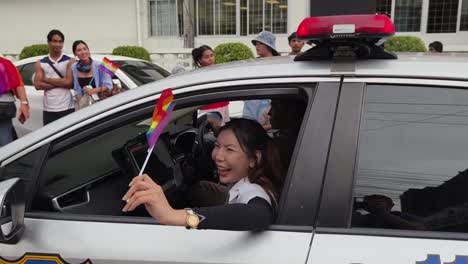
[112,46,151,61]
[384,36,427,52]
[214,43,254,64]
[19,44,49,60]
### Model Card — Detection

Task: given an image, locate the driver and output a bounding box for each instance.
[122,118,283,230]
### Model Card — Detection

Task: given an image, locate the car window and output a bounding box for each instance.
[115,60,170,85]
[352,84,468,233]
[31,89,309,228]
[18,62,35,86]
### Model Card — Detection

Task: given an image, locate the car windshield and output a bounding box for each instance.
[115,60,170,85]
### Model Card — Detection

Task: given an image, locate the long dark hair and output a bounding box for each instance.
[72,40,89,55]
[218,118,283,200]
[192,45,213,67]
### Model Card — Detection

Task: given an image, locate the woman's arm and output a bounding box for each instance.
[122,175,274,231]
[195,197,274,230]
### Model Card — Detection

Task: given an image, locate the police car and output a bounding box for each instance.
[1,14,468,264]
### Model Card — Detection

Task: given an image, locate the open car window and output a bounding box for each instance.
[27,85,310,229]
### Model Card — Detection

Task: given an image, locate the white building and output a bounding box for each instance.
[1,0,467,69]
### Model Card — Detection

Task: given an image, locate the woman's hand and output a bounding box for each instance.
[82,86,93,95]
[122,174,186,225]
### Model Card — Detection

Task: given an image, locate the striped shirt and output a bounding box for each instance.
[39,54,74,112]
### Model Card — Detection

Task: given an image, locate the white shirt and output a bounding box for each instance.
[228,177,271,205]
[0,92,14,102]
[39,54,74,112]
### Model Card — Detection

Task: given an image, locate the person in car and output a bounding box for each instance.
[268,99,306,175]
[192,45,230,124]
[352,194,426,230]
[243,31,280,130]
[71,40,113,108]
[122,118,283,230]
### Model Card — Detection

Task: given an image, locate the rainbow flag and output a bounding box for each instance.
[0,63,9,95]
[146,89,175,148]
[99,57,120,77]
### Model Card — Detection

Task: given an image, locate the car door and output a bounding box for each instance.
[308,80,468,264]
[1,78,340,264]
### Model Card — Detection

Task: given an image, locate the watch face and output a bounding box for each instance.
[187,214,200,227]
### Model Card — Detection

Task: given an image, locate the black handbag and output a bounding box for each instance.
[0,101,16,121]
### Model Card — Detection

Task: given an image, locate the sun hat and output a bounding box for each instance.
[252,31,279,56]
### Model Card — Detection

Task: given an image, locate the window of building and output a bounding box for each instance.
[198,0,215,35]
[461,0,468,30]
[196,0,287,36]
[241,0,287,35]
[376,0,392,18]
[427,0,459,33]
[197,0,237,35]
[197,0,236,35]
[353,84,468,233]
[149,0,287,37]
[394,0,423,32]
[264,0,288,33]
[149,0,180,36]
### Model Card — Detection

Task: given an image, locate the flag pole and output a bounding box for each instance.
[138,145,155,176]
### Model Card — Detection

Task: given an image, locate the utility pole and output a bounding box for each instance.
[310,0,376,16]
[183,0,195,49]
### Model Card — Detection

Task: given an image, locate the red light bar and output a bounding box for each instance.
[296,14,395,40]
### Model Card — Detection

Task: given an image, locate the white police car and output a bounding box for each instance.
[1,14,468,264]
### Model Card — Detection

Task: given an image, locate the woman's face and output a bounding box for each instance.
[199,49,215,67]
[255,42,273,58]
[74,43,90,61]
[212,129,256,184]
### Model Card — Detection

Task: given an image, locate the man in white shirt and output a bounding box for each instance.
[34,29,74,125]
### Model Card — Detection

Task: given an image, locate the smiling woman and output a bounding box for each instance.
[122,118,283,230]
[71,40,113,109]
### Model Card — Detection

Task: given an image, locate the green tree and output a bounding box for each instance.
[112,46,151,61]
[384,36,427,52]
[214,43,254,64]
[19,44,49,60]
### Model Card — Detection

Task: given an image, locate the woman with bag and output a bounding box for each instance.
[71,40,112,109]
[0,57,29,146]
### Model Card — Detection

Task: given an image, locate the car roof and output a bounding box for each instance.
[2,53,468,162]
[171,52,468,82]
[13,54,146,66]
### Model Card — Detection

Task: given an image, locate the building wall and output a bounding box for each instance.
[0,0,139,55]
[140,0,309,54]
[1,0,467,65]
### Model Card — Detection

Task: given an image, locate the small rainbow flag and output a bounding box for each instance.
[99,57,120,77]
[146,88,175,149]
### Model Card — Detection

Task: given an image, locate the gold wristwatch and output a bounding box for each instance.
[184,208,200,229]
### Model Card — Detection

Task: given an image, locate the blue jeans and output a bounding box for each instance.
[0,119,14,147]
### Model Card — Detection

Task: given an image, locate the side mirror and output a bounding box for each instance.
[0,178,25,244]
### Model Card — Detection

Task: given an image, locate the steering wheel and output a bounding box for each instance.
[193,112,221,181]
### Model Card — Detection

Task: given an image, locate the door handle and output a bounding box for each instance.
[52,188,90,211]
